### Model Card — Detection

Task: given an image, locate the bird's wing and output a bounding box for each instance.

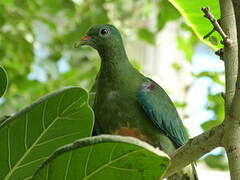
[89,72,103,136]
[138,78,189,147]
[89,72,99,107]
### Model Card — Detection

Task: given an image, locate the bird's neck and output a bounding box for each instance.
[98,47,137,81]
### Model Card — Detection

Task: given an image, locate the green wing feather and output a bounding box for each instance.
[138,78,189,147]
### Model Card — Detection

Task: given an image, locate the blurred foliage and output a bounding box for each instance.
[0,0,227,172]
[204,153,228,171]
[177,34,198,63]
[138,28,156,45]
[201,92,224,131]
[0,0,196,115]
[194,69,226,170]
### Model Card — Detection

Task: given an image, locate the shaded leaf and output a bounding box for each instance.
[0,66,8,97]
[0,87,94,180]
[32,135,170,180]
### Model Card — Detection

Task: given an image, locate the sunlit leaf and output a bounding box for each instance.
[201,120,222,131]
[0,87,94,179]
[168,0,221,50]
[32,135,170,180]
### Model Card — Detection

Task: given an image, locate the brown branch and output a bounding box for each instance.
[201,7,232,46]
[164,125,224,178]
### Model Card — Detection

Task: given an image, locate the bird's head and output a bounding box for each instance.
[74,24,124,52]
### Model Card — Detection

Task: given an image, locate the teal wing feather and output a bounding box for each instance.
[138,78,189,147]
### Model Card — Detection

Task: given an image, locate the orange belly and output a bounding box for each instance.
[114,127,146,141]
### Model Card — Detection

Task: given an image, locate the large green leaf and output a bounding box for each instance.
[32,135,170,180]
[168,0,221,50]
[0,66,8,97]
[0,87,94,180]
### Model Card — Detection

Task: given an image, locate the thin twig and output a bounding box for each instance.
[201,7,232,46]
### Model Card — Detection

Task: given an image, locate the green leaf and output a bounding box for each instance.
[177,36,194,62]
[0,66,8,97]
[204,154,228,170]
[1,0,15,4]
[0,87,94,180]
[32,135,170,180]
[169,0,221,50]
[138,28,156,45]
[157,0,181,31]
[201,120,222,131]
[195,71,224,85]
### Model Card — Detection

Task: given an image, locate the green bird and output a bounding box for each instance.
[75,24,198,180]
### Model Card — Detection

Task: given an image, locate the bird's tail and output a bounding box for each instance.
[191,163,198,180]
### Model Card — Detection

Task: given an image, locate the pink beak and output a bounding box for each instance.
[74,35,91,48]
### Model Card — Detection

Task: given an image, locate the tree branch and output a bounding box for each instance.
[231,0,240,121]
[164,125,224,178]
[201,7,232,45]
[220,0,238,116]
[219,0,240,179]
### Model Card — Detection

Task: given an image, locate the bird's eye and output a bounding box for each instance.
[100,28,109,36]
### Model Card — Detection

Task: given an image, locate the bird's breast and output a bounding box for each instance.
[93,88,153,141]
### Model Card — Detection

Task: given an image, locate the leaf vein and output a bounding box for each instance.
[57,93,65,116]
[17,157,47,169]
[8,128,12,171]
[84,146,93,177]
[42,101,48,130]
[45,164,49,180]
[4,115,60,179]
[35,131,82,147]
[109,144,118,161]
[84,149,143,180]
[24,112,29,150]
[60,95,84,116]
[108,165,139,172]
[64,151,73,180]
